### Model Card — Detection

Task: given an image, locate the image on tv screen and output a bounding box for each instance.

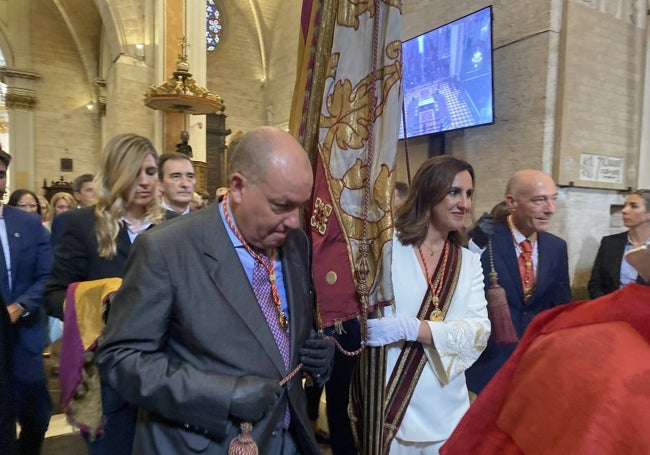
[399,7,494,139]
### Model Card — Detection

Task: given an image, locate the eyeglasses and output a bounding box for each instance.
[17,203,39,208]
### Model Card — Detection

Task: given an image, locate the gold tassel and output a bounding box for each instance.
[486,239,518,344]
[228,422,258,455]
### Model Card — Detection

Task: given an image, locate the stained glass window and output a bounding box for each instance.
[206,0,222,52]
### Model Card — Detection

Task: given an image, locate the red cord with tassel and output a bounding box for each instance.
[227,363,303,455]
[228,422,258,455]
[486,239,518,344]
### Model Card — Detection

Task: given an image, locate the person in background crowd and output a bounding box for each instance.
[215,186,229,200]
[45,133,175,455]
[188,192,203,211]
[37,196,50,227]
[393,181,409,212]
[158,152,196,216]
[72,174,95,208]
[8,190,41,217]
[0,150,53,455]
[96,126,334,454]
[43,192,76,231]
[366,156,490,453]
[588,189,650,298]
[466,169,571,395]
[199,191,211,207]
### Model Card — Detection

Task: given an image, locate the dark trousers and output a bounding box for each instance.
[324,319,360,455]
[0,307,14,455]
[10,378,52,455]
[86,382,137,455]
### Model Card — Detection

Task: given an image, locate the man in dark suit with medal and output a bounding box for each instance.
[97,126,334,454]
[466,169,572,394]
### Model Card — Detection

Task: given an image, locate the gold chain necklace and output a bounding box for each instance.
[221,196,288,330]
[417,240,450,321]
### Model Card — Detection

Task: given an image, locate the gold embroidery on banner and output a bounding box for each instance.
[337,0,403,29]
[310,197,333,235]
[318,36,402,305]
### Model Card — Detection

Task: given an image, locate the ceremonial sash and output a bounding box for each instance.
[382,243,461,452]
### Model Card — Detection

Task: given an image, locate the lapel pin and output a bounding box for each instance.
[14,233,20,238]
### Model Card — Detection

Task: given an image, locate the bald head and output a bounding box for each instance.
[228,127,313,250]
[505,169,558,237]
[229,126,311,185]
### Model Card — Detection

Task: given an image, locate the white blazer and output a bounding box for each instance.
[385,237,490,442]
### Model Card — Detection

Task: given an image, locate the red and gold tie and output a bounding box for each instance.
[519,239,534,302]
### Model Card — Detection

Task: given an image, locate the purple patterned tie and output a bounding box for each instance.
[252,257,290,371]
[251,254,291,427]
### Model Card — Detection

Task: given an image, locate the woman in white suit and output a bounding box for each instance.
[368,156,490,454]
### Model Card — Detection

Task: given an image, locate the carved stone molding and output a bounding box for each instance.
[0,67,42,81]
[5,87,37,109]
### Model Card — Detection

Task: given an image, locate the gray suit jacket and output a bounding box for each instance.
[96,205,320,454]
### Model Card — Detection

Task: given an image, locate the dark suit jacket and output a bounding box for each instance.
[1,206,53,383]
[96,205,321,454]
[0,292,11,400]
[587,231,629,299]
[45,206,132,320]
[0,293,12,452]
[45,206,178,319]
[466,221,572,394]
[49,209,69,247]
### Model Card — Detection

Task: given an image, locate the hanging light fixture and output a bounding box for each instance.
[144,36,224,115]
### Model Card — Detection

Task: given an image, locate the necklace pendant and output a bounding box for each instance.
[430,308,443,321]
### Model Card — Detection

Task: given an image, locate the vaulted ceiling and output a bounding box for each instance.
[51,0,102,86]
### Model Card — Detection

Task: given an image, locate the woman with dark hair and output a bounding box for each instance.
[367,156,490,454]
[45,133,175,455]
[8,189,41,217]
[588,189,650,298]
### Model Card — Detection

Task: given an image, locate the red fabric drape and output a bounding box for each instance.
[442,283,650,455]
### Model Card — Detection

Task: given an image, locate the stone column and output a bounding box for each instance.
[1,68,40,190]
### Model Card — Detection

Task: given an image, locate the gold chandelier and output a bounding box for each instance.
[144,37,224,115]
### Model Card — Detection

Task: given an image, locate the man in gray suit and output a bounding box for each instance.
[97,126,334,454]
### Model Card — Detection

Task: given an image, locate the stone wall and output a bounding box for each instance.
[205,0,300,136]
[30,0,99,193]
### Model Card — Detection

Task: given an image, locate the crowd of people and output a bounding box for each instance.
[0,126,648,455]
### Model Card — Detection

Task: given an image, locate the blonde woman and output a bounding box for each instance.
[44,133,176,454]
[43,192,76,231]
[38,195,50,226]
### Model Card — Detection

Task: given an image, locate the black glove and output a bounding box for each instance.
[299,334,335,386]
[230,375,282,422]
[469,212,495,248]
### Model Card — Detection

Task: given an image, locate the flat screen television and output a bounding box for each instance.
[399,6,494,139]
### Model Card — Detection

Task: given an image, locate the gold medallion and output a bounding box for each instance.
[430,309,443,321]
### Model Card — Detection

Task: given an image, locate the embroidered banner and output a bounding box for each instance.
[291,0,402,327]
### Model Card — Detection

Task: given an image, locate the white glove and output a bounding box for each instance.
[367,314,421,347]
